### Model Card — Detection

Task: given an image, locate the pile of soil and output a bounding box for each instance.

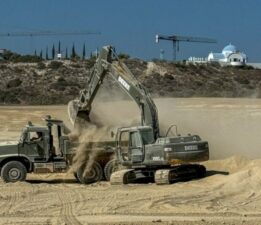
[0,59,261,105]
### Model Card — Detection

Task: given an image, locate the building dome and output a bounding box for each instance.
[222,44,237,55]
[206,43,247,66]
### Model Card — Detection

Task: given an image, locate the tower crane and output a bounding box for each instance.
[155,34,216,61]
[0,30,101,37]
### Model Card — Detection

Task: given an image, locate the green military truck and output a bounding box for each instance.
[0,116,114,183]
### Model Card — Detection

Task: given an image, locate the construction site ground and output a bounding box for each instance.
[0,98,261,225]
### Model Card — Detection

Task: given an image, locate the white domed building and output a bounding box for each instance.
[208,44,247,66]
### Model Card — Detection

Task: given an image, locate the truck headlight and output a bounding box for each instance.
[164,147,172,152]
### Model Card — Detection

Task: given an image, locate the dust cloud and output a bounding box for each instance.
[66,76,143,173]
[86,97,261,160]
[68,121,109,175]
[0,98,261,160]
[156,98,261,159]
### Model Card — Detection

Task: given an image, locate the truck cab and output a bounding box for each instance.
[19,125,51,162]
[0,117,72,182]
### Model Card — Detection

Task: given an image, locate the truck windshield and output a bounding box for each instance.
[140,129,154,145]
[19,130,27,143]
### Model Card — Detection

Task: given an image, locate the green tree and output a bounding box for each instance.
[71,43,76,58]
[82,43,86,60]
[52,44,55,59]
[65,47,68,59]
[39,50,43,59]
[46,47,49,60]
[58,41,61,54]
[34,49,37,56]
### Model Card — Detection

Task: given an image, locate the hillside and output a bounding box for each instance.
[0,59,261,105]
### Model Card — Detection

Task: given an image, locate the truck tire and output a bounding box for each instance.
[104,159,121,181]
[1,161,27,183]
[76,161,103,184]
[73,172,79,182]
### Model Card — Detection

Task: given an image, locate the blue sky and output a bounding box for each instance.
[0,0,260,61]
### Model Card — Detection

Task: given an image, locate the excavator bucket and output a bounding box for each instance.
[67,100,91,126]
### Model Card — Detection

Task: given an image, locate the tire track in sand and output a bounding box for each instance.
[0,186,20,216]
[57,187,82,225]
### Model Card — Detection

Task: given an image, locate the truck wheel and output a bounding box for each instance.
[76,161,103,184]
[104,159,121,181]
[73,172,79,182]
[1,161,27,183]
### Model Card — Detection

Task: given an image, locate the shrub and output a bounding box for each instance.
[1,50,19,61]
[118,53,130,60]
[37,62,46,70]
[6,78,22,88]
[48,61,63,69]
[13,55,42,63]
[71,63,81,68]
[240,65,254,70]
[1,50,42,63]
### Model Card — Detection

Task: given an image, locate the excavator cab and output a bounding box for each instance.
[116,126,154,164]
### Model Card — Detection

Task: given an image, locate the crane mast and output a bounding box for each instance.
[68,46,160,139]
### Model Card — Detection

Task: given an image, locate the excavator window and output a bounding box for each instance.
[119,131,130,161]
[140,129,154,145]
[130,132,142,148]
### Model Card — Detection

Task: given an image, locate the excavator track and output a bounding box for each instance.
[110,169,136,185]
[155,164,206,185]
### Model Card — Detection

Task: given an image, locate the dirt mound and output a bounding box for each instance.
[204,155,251,173]
[204,155,261,189]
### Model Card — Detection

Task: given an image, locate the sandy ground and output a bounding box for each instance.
[0,98,261,224]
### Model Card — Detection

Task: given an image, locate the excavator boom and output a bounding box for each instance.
[68,46,160,139]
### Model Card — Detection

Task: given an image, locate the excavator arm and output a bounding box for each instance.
[68,46,113,124]
[68,46,160,139]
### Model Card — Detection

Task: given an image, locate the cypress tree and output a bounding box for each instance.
[39,50,43,59]
[52,44,55,59]
[65,47,68,59]
[71,43,76,58]
[34,49,37,56]
[58,41,61,54]
[82,43,86,60]
[46,47,49,60]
